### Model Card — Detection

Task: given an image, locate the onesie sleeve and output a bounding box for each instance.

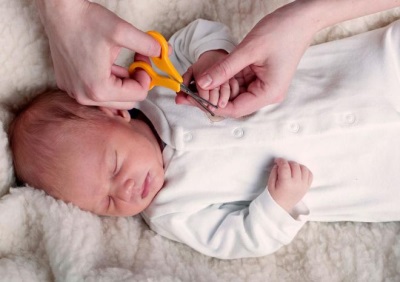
[142,190,309,259]
[167,19,237,72]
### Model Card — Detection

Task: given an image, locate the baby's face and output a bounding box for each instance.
[55,115,165,216]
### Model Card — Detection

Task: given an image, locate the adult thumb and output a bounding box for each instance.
[197,49,248,90]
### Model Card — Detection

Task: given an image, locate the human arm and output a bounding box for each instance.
[34,0,161,109]
[143,158,312,259]
[196,0,400,118]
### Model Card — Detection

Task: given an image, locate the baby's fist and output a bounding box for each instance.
[267,158,313,213]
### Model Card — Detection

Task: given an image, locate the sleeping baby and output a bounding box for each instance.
[8,19,400,259]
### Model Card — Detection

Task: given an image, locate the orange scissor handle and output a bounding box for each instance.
[128,30,184,91]
[128,61,180,92]
[147,30,183,84]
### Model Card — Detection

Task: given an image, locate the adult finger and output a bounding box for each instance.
[114,21,161,57]
[103,52,153,105]
[85,74,150,106]
[130,53,152,89]
[75,96,137,110]
[111,64,129,78]
[197,47,251,90]
[133,52,152,64]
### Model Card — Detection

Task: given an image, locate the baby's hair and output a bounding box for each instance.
[8,90,110,196]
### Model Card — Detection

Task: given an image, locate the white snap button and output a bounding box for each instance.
[345,113,356,124]
[288,123,300,133]
[232,128,244,138]
[183,132,193,142]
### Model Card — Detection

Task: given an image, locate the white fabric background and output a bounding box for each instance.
[0,0,400,281]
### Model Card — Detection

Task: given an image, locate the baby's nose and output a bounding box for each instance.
[115,178,136,202]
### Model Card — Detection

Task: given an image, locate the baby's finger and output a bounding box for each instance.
[300,165,309,180]
[229,78,240,100]
[208,87,220,109]
[276,158,291,180]
[267,164,278,189]
[197,86,210,102]
[289,161,301,179]
[218,82,230,108]
[308,170,313,186]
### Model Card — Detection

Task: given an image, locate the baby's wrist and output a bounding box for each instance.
[198,49,228,60]
[268,191,294,213]
[275,200,295,214]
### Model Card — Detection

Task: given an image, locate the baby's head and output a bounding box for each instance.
[8,90,165,216]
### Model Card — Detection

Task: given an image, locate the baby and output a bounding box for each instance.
[8,19,400,259]
[9,89,310,215]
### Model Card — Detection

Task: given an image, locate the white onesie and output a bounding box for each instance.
[139,19,400,259]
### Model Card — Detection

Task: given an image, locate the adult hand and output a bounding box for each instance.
[34,0,161,109]
[196,0,400,118]
[196,5,315,118]
[176,50,243,113]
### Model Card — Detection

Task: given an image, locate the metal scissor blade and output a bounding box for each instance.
[180,84,217,116]
[180,84,218,109]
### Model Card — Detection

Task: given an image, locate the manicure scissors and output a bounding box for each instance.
[128,31,218,116]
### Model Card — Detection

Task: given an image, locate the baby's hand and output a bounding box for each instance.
[267,158,313,213]
[176,50,241,112]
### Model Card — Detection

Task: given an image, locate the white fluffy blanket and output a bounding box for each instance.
[1,1,400,281]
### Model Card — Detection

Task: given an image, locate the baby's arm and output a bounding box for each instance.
[268,158,313,213]
[144,159,312,259]
[145,189,309,259]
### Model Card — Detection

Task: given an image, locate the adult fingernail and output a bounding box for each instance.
[198,74,212,88]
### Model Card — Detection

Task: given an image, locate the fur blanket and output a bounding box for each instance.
[1,0,400,281]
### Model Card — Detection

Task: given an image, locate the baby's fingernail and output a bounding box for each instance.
[198,74,212,88]
[219,101,226,108]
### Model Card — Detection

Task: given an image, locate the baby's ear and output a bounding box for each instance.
[99,107,131,122]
